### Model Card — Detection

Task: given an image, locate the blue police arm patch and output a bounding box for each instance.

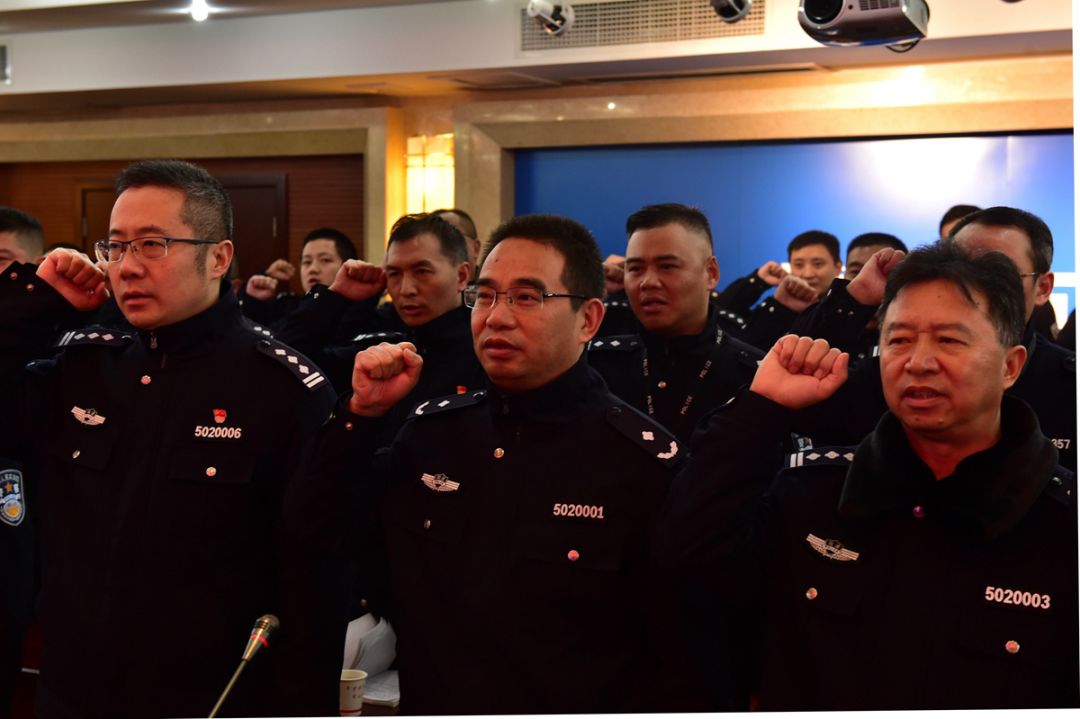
[604,402,681,468]
[588,335,640,352]
[255,338,327,392]
[411,390,486,418]
[0,468,25,527]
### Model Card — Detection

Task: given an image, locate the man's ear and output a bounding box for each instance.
[577,297,606,345]
[456,261,471,291]
[209,240,234,281]
[1002,344,1027,390]
[1033,271,1054,307]
[705,255,720,289]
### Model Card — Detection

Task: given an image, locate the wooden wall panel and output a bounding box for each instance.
[0,155,365,292]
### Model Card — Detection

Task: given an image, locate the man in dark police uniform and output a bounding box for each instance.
[0,160,346,718]
[588,203,762,442]
[658,242,1078,710]
[303,214,707,714]
[790,206,1076,470]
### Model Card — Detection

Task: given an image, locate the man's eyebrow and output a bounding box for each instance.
[386,258,435,271]
[109,224,170,238]
[884,321,974,335]
[473,276,546,290]
[625,254,680,263]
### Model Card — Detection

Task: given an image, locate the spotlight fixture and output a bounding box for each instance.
[710,0,751,24]
[526,1,574,36]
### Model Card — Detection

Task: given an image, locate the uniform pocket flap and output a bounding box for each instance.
[520,519,626,572]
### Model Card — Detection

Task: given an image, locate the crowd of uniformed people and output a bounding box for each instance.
[0,159,1076,717]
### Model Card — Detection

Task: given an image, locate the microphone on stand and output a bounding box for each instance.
[209,614,280,718]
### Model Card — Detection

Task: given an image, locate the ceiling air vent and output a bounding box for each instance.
[521,0,765,51]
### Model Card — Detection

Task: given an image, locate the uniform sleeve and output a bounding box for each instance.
[0,264,74,457]
[713,269,771,317]
[655,389,789,594]
[788,278,878,354]
[738,297,800,351]
[271,382,359,715]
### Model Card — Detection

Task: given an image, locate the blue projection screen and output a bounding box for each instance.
[515,132,1075,313]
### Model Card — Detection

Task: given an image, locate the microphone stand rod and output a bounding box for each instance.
[208,660,248,719]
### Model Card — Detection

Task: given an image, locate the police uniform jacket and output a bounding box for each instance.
[0,458,32,718]
[0,263,346,719]
[587,305,763,441]
[791,303,1078,470]
[658,390,1079,710]
[305,357,709,714]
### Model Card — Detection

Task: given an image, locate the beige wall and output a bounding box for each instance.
[0,53,1070,261]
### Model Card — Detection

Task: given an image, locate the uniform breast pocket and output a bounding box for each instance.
[388,489,469,546]
[169,446,256,486]
[47,422,119,474]
[158,446,260,553]
[520,518,627,572]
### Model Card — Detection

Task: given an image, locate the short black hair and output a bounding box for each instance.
[847,232,908,257]
[115,160,232,247]
[482,214,604,309]
[303,227,358,262]
[946,205,1053,274]
[788,230,841,263]
[878,241,1026,347]
[433,208,478,242]
[387,213,468,264]
[939,204,981,235]
[0,207,45,257]
[625,203,714,253]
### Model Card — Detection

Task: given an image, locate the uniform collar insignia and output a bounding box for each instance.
[71,406,106,426]
[806,533,860,562]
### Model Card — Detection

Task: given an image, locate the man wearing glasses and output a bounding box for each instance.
[0,160,346,717]
[301,214,707,713]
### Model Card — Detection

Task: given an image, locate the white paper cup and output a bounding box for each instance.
[340,669,368,716]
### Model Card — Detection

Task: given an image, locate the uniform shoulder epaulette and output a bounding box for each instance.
[242,320,275,339]
[254,337,327,392]
[55,327,133,349]
[588,335,640,352]
[351,331,408,345]
[716,308,747,329]
[1044,469,1075,507]
[784,446,856,470]
[604,401,682,468]
[411,389,487,418]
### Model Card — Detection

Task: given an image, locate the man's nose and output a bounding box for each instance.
[118,246,146,277]
[906,337,939,373]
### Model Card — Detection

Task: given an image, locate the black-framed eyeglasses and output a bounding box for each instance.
[462,285,586,312]
[1018,271,1042,279]
[94,237,219,264]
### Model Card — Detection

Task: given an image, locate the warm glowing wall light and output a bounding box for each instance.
[406,134,455,214]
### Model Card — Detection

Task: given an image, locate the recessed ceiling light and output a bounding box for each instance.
[190,0,210,22]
